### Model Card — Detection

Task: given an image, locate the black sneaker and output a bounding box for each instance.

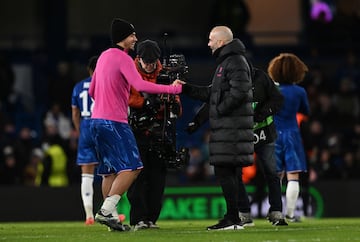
[147,221,159,229]
[206,218,244,231]
[267,211,288,226]
[133,221,149,231]
[272,218,288,226]
[239,212,255,227]
[95,210,130,231]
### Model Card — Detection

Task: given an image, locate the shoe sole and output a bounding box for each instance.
[273,220,288,226]
[207,225,244,231]
[106,223,131,232]
[242,222,255,227]
[95,217,129,232]
[286,216,302,223]
[133,226,149,231]
[107,226,131,232]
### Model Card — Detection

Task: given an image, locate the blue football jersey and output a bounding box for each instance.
[72,76,99,165]
[71,77,93,119]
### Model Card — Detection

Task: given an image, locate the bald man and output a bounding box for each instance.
[179,26,254,230]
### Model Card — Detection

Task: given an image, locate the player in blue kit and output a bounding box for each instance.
[267,53,310,222]
[71,56,99,225]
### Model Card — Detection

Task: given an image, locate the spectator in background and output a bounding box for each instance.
[12,127,36,175]
[0,146,21,185]
[267,53,310,222]
[40,133,69,187]
[44,103,72,141]
[23,148,44,186]
[40,114,69,187]
[71,55,99,225]
[339,151,359,180]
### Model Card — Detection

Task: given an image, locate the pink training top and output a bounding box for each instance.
[89,47,182,123]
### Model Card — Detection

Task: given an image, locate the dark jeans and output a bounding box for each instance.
[238,142,283,213]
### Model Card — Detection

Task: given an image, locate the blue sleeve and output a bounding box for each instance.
[71,83,79,107]
[298,88,310,115]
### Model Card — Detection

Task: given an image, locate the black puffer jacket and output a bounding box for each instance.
[183,39,254,167]
[189,67,284,148]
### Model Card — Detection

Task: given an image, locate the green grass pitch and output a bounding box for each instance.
[1,218,360,242]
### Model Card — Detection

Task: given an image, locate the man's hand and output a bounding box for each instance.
[172,79,186,86]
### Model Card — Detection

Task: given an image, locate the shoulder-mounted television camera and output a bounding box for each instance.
[158,54,189,83]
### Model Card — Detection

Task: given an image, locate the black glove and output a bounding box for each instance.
[185,121,199,134]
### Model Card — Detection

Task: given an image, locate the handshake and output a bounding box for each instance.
[172,80,186,86]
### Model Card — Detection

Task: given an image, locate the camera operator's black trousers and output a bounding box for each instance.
[127,137,167,226]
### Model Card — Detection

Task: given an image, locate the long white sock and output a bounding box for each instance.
[81,174,94,219]
[101,194,121,217]
[286,180,299,218]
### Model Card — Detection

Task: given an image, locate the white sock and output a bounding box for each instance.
[286,180,299,218]
[81,174,94,219]
[101,194,121,217]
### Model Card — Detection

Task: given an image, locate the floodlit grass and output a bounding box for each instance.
[1,218,360,242]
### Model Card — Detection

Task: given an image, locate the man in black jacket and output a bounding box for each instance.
[178,26,254,230]
[187,67,288,226]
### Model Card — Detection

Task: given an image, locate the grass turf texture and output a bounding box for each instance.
[1,218,359,242]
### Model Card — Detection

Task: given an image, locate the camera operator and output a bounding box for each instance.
[127,39,182,230]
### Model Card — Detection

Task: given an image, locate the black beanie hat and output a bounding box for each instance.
[111,18,135,44]
[137,40,161,63]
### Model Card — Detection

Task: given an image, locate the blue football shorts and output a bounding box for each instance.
[275,129,307,173]
[76,119,99,166]
[89,119,143,176]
